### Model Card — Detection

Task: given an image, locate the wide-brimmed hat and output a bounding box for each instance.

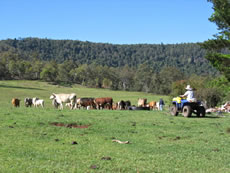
[185,85,192,90]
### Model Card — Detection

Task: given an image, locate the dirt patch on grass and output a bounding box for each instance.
[90,165,99,169]
[173,136,181,140]
[101,156,111,160]
[226,127,230,134]
[50,122,90,128]
[213,148,220,152]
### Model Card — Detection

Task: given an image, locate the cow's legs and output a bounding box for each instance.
[70,101,75,110]
[60,103,64,110]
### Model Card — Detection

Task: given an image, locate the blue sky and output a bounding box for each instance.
[0,0,217,44]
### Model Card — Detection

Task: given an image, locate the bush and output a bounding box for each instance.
[196,88,223,108]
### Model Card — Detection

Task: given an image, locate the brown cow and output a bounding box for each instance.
[137,98,147,107]
[94,97,113,110]
[148,101,157,110]
[12,98,20,107]
[78,98,96,109]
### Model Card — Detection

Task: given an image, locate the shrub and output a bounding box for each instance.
[196,88,223,108]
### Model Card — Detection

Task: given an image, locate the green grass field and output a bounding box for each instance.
[0,80,230,173]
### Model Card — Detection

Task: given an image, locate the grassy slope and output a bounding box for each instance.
[0,80,230,173]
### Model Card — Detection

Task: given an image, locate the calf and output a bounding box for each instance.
[12,98,20,107]
[137,98,147,107]
[124,100,131,109]
[34,99,44,108]
[148,101,157,110]
[24,98,33,107]
[32,97,39,107]
[118,100,126,110]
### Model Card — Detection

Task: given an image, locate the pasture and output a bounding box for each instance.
[0,80,230,172]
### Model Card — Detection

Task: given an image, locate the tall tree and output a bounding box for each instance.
[118,65,135,90]
[201,0,230,81]
[40,61,58,82]
[134,63,153,92]
[154,67,184,95]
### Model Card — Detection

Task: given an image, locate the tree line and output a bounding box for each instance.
[0,38,219,77]
[0,50,185,94]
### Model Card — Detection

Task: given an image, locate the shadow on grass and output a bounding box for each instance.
[0,85,44,90]
[185,115,221,119]
[166,113,221,119]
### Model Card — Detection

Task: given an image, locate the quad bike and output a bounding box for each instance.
[170,97,205,117]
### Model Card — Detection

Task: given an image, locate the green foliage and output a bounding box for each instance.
[171,80,188,97]
[196,87,223,107]
[0,38,219,76]
[201,0,230,81]
[0,37,225,95]
[133,63,153,92]
[117,65,135,91]
[102,78,112,88]
[40,61,58,82]
[207,75,230,93]
[205,53,230,80]
[158,67,184,94]
[208,0,230,33]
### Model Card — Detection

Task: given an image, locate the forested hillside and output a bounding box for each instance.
[0,38,217,75]
[1,37,226,97]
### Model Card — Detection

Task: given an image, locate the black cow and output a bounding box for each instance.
[118,100,131,110]
[124,101,131,109]
[24,98,33,107]
[118,100,126,110]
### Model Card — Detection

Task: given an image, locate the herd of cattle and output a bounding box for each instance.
[11,93,160,110]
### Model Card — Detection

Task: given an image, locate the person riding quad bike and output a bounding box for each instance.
[180,85,196,102]
[170,85,205,117]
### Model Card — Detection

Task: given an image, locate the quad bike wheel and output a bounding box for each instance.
[170,105,178,116]
[197,106,206,117]
[182,105,192,117]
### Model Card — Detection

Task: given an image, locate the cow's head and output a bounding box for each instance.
[50,93,56,100]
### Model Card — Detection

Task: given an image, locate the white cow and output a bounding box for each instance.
[34,99,44,108]
[32,97,39,106]
[50,93,76,110]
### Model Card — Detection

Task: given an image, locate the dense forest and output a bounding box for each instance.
[1,37,229,107]
[0,37,218,76]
